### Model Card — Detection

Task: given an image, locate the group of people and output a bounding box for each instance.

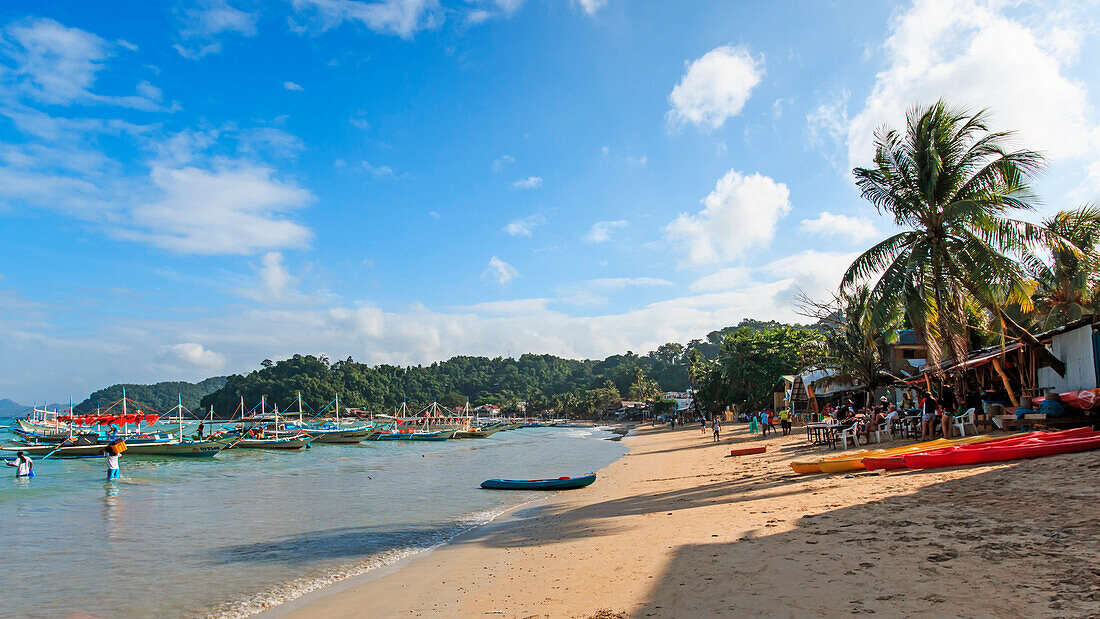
[6,448,121,480]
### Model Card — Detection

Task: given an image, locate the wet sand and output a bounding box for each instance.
[266,422,1100,618]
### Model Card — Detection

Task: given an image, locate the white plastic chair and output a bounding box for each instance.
[953,408,978,437]
[838,422,861,450]
[868,420,889,443]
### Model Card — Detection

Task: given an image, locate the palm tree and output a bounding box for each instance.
[843,101,1066,375]
[1029,205,1100,329]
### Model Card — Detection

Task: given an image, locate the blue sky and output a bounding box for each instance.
[2,0,1099,403]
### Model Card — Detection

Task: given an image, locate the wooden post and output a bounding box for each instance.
[992,357,1020,407]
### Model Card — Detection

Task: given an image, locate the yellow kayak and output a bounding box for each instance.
[790,435,1012,475]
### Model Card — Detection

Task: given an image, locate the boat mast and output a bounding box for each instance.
[297,391,303,424]
[335,393,340,424]
[177,393,184,441]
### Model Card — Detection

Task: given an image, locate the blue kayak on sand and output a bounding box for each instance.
[480,473,596,490]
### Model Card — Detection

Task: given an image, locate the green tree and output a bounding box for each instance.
[844,101,1065,374]
[717,326,823,410]
[815,285,901,401]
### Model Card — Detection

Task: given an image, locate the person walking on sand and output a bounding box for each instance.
[102,448,121,481]
[700,418,706,434]
[779,408,792,436]
[712,418,721,442]
[5,451,33,478]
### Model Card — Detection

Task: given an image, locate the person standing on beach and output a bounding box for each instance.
[5,451,33,478]
[779,408,792,436]
[700,418,706,434]
[712,418,721,442]
[920,392,939,440]
[102,448,121,481]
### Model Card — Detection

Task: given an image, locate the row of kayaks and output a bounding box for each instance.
[791,428,1100,474]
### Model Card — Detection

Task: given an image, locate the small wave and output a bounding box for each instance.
[204,507,514,618]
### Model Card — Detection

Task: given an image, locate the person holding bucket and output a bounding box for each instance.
[102,443,123,481]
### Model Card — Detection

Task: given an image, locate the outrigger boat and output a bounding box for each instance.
[229,397,316,450]
[286,393,378,444]
[453,401,506,439]
[2,435,236,458]
[369,401,458,441]
[4,393,235,458]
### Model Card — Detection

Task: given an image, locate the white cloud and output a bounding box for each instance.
[349,113,370,130]
[583,277,672,290]
[290,0,443,39]
[688,266,751,293]
[482,256,519,284]
[798,212,878,243]
[119,165,313,255]
[806,90,850,168]
[1,18,162,110]
[555,276,672,307]
[665,169,791,266]
[503,213,544,237]
[457,298,549,314]
[0,21,314,258]
[255,251,298,300]
[511,175,542,189]
[573,0,607,16]
[175,0,259,58]
[362,160,396,178]
[0,249,874,402]
[283,81,304,91]
[667,45,763,131]
[583,219,628,243]
[491,154,514,173]
[164,342,227,372]
[843,0,1100,172]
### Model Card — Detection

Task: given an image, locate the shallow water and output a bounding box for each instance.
[0,425,625,618]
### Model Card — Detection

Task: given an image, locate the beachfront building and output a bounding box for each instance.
[898,316,1100,430]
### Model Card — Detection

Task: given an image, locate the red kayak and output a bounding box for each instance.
[862,428,1096,471]
[903,430,1100,469]
[729,445,767,456]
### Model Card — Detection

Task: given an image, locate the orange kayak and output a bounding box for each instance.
[729,445,766,456]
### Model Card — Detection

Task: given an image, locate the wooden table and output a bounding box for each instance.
[805,422,837,447]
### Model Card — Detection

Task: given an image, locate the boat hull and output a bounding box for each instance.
[481,473,596,490]
[308,427,378,443]
[373,429,456,441]
[233,436,315,449]
[1,436,234,458]
[453,426,504,438]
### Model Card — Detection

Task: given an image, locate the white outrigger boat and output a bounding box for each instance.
[286,393,378,444]
[228,397,316,450]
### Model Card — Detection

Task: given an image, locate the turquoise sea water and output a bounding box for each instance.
[0,424,626,618]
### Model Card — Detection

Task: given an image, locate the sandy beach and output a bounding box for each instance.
[268,423,1100,618]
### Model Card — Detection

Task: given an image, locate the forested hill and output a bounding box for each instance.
[200,352,681,417]
[75,377,228,414]
[197,318,819,418]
